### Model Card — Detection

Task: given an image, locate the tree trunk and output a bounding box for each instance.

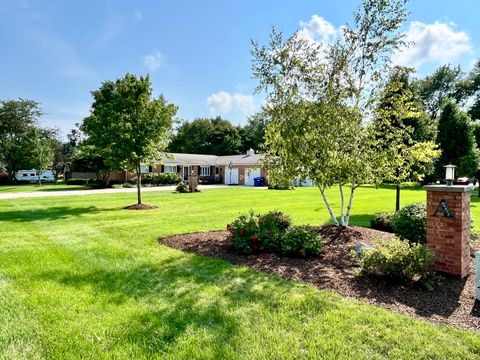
[339,184,345,226]
[318,186,339,226]
[38,170,42,186]
[344,185,356,227]
[7,160,15,183]
[395,184,400,212]
[137,162,142,205]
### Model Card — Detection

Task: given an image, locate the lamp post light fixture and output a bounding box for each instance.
[444,164,456,186]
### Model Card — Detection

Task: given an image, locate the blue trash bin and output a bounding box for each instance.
[254,177,265,187]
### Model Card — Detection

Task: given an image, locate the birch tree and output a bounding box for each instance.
[252,0,409,227]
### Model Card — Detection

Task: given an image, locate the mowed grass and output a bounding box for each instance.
[0,182,89,193]
[0,186,479,359]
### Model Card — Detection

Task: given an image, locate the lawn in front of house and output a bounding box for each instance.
[0,182,89,193]
[0,186,479,359]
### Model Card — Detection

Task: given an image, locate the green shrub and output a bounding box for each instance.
[257,210,292,251]
[354,238,435,282]
[228,210,259,255]
[281,225,322,257]
[370,212,395,232]
[393,203,426,244]
[145,173,182,186]
[175,182,189,193]
[268,178,294,190]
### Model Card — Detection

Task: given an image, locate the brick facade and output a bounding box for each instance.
[425,185,472,277]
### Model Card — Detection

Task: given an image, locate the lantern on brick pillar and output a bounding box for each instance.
[444,164,456,186]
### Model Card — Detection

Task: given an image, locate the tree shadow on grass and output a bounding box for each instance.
[36,254,337,357]
[1,206,106,222]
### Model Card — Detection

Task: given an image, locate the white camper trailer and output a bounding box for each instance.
[15,170,55,182]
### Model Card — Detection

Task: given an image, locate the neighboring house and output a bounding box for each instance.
[156,149,267,186]
[67,149,268,186]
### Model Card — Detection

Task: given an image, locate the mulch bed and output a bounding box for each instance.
[159,226,480,331]
[123,203,158,210]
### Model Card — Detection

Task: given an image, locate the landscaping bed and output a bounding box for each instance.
[159,226,480,331]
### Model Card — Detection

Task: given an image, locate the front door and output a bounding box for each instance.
[183,166,189,181]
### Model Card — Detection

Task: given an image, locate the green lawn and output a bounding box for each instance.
[0,186,479,359]
[0,182,89,192]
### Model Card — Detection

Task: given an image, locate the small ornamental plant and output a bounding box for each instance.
[227,210,321,258]
[281,225,322,258]
[228,210,259,255]
[352,237,435,286]
[257,210,292,252]
[393,203,426,244]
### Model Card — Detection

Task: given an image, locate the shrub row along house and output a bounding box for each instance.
[69,149,268,186]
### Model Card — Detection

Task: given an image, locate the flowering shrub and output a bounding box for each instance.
[227,210,321,257]
[281,225,322,257]
[227,210,260,254]
[257,210,292,251]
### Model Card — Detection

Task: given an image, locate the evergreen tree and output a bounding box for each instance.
[435,101,479,178]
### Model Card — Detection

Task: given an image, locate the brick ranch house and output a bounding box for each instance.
[70,149,268,186]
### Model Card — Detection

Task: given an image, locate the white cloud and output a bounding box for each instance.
[206,91,255,115]
[394,21,472,68]
[143,51,166,71]
[297,15,338,44]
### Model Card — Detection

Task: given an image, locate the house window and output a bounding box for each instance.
[164,165,177,173]
[200,166,210,177]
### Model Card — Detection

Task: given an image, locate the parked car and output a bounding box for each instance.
[15,170,55,182]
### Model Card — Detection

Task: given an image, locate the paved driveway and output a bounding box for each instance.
[0,184,233,200]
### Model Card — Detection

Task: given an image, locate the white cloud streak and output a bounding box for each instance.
[206,91,255,115]
[297,15,338,44]
[143,51,166,72]
[394,21,472,68]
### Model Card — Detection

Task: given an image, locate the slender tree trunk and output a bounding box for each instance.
[7,160,15,183]
[395,184,400,212]
[318,186,339,226]
[345,185,357,227]
[339,183,345,226]
[137,162,142,205]
[38,170,42,186]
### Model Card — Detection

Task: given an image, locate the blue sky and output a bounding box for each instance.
[1,0,479,136]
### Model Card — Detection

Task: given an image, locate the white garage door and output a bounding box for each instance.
[224,168,239,185]
[245,168,261,186]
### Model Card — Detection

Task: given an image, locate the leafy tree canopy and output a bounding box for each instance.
[168,116,242,155]
[80,73,177,204]
[252,0,409,227]
[0,99,43,181]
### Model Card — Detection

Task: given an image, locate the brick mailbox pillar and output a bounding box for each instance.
[188,174,199,192]
[424,185,472,278]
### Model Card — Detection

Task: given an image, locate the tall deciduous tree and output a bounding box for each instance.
[371,67,440,211]
[168,117,242,155]
[435,101,479,178]
[27,127,56,186]
[252,0,409,227]
[417,64,465,119]
[239,112,269,152]
[81,74,177,205]
[0,99,43,182]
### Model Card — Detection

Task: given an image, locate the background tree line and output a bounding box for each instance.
[2,60,480,191]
